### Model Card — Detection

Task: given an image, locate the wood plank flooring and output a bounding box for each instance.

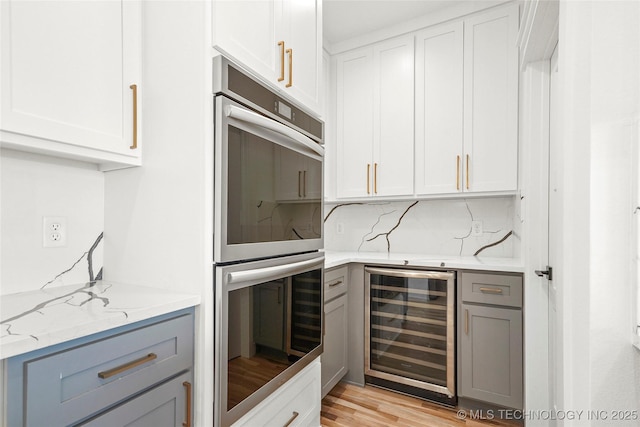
[321,383,521,427]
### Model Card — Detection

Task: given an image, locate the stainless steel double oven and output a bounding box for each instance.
[212,56,324,426]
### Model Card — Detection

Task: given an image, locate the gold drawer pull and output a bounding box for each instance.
[466,154,470,190]
[278,41,285,82]
[284,411,300,427]
[98,353,157,379]
[286,48,293,88]
[374,162,378,194]
[328,280,343,288]
[129,84,138,149]
[465,309,469,335]
[183,381,192,427]
[479,287,503,294]
[367,164,371,194]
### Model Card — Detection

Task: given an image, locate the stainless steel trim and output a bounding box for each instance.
[365,266,451,280]
[225,104,324,157]
[227,257,323,285]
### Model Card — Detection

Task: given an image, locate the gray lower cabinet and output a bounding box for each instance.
[78,371,193,427]
[6,308,194,427]
[459,272,523,409]
[321,266,349,397]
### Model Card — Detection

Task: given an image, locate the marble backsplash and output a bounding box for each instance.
[1,150,105,295]
[324,196,518,258]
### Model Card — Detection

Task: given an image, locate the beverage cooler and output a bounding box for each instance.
[364,267,456,405]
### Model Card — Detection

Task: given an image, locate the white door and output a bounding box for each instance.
[547,44,563,424]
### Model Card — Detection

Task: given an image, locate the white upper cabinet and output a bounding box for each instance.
[212,0,322,115]
[462,4,519,193]
[335,35,414,199]
[415,22,464,195]
[334,3,518,200]
[0,0,142,171]
[415,4,518,195]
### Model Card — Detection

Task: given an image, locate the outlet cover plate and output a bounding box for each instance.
[43,216,67,247]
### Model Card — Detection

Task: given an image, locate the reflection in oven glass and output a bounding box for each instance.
[226,270,322,411]
[226,126,321,245]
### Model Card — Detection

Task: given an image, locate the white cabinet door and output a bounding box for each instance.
[463,4,519,193]
[279,0,321,113]
[0,0,142,170]
[336,47,374,199]
[212,0,321,115]
[373,35,414,197]
[415,22,464,195]
[212,0,280,87]
[335,35,414,199]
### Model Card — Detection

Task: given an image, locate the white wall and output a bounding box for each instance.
[0,150,104,295]
[560,0,640,423]
[324,196,517,257]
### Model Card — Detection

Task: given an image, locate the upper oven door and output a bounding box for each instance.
[214,96,324,263]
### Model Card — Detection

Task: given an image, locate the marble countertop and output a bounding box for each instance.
[0,281,200,360]
[324,250,524,273]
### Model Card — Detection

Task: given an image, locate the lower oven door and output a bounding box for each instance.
[214,252,324,427]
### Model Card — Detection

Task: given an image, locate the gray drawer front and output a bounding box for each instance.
[461,272,522,307]
[324,266,348,302]
[24,312,193,427]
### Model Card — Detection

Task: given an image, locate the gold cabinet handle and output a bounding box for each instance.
[456,155,460,190]
[374,163,378,194]
[465,309,469,335]
[466,154,470,190]
[182,381,192,427]
[129,84,138,149]
[367,164,371,194]
[286,48,293,88]
[303,170,307,197]
[479,287,503,294]
[298,171,302,197]
[328,280,343,288]
[278,41,285,82]
[284,411,300,427]
[98,353,157,379]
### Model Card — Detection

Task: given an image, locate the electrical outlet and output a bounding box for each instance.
[336,222,345,235]
[471,220,483,236]
[43,216,67,247]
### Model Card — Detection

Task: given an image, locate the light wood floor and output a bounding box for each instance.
[321,383,521,427]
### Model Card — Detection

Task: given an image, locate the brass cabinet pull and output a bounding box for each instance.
[278,41,285,82]
[286,48,293,88]
[456,155,460,190]
[374,163,378,194]
[284,411,300,427]
[367,164,371,194]
[98,353,157,379]
[129,84,138,149]
[466,154,470,190]
[303,170,307,197]
[329,280,343,288]
[182,381,192,427]
[465,309,469,335]
[298,171,302,197]
[479,287,503,294]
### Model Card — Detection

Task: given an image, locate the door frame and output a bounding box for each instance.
[518,1,559,424]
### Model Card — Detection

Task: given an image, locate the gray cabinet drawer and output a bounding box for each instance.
[461,272,522,308]
[324,266,348,302]
[23,312,193,427]
[78,371,193,427]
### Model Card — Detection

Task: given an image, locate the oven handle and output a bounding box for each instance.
[227,257,323,285]
[225,104,324,157]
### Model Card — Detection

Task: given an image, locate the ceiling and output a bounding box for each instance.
[323,0,457,44]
